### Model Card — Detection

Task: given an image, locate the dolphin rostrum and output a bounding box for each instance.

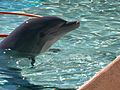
[0,16,80,66]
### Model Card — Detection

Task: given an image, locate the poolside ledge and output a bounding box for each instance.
[78,56,120,90]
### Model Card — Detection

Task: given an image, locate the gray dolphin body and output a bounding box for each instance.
[0,16,80,66]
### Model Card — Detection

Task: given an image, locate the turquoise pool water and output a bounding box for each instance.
[0,0,120,90]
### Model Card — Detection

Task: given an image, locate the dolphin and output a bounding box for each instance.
[0,16,80,66]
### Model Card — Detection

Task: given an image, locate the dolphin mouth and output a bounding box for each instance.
[65,21,80,26]
[48,20,80,35]
[61,20,80,31]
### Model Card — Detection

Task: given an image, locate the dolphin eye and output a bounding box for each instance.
[39,32,45,38]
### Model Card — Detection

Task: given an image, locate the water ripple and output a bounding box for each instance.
[0,0,120,89]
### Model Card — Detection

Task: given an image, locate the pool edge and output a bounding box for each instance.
[78,55,120,90]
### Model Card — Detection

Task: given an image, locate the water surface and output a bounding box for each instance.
[0,0,120,90]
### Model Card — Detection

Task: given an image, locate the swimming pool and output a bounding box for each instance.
[0,0,120,90]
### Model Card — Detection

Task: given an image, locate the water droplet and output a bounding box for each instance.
[10,56,13,59]
[8,48,11,51]
[23,77,25,80]
[3,52,6,54]
[16,61,19,65]
[26,21,29,23]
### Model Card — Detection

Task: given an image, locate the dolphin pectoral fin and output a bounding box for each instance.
[31,57,35,67]
[29,57,35,67]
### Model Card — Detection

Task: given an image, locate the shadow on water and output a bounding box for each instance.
[0,50,45,90]
[0,50,76,90]
[0,50,47,90]
[0,68,45,90]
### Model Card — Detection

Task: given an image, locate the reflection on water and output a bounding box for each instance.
[0,0,120,90]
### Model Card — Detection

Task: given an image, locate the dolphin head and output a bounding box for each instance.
[0,16,80,57]
[33,17,80,53]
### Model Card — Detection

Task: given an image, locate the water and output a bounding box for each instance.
[0,0,120,90]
